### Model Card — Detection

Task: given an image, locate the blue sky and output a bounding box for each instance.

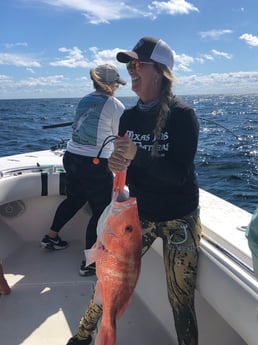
[1,0,258,99]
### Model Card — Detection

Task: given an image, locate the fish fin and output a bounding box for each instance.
[84,241,104,266]
[95,321,116,345]
[93,280,103,306]
[84,249,96,266]
[116,294,133,319]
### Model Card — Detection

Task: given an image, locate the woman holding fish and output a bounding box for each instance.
[67,37,202,345]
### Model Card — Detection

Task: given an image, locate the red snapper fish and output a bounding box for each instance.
[85,170,142,345]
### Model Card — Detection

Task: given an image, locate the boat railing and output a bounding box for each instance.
[0,165,65,179]
[201,234,257,293]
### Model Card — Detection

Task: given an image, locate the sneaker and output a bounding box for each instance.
[40,234,68,250]
[66,335,92,345]
[79,261,96,276]
[0,279,11,295]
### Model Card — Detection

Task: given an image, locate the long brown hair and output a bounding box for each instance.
[152,63,174,157]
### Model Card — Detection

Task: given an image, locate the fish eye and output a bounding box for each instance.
[125,225,133,233]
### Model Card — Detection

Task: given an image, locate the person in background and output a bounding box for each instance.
[0,261,11,295]
[66,36,202,345]
[40,64,126,276]
[246,206,258,279]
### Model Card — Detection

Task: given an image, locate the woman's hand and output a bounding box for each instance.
[108,137,137,173]
[114,137,137,160]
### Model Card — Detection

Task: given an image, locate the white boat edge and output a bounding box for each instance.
[0,149,257,345]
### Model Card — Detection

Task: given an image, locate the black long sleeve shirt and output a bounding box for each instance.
[118,97,199,221]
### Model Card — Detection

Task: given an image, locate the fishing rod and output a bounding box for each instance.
[42,121,73,129]
[198,117,242,141]
[43,117,242,139]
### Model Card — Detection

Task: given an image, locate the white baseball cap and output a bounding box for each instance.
[116,37,174,70]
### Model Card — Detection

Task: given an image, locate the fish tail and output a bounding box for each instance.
[95,321,116,345]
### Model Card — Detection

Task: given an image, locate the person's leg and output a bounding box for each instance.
[41,152,88,249]
[50,196,86,233]
[66,294,103,344]
[79,198,112,276]
[77,295,103,339]
[51,151,89,232]
[85,182,113,250]
[79,160,113,275]
[43,198,86,247]
[0,261,11,295]
[141,218,159,256]
[41,190,86,250]
[161,212,202,345]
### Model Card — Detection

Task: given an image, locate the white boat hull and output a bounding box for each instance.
[0,150,257,345]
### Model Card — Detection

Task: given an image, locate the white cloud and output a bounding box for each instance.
[4,42,28,48]
[38,0,198,23]
[173,50,230,71]
[26,68,36,74]
[50,46,90,67]
[175,71,258,94]
[0,53,41,67]
[195,50,232,65]
[50,46,121,68]
[211,49,233,59]
[0,74,13,84]
[149,0,199,15]
[0,74,67,98]
[239,33,258,47]
[199,29,233,39]
[195,57,205,64]
[40,0,153,24]
[202,54,214,61]
[174,51,195,71]
[174,48,233,72]
[1,70,258,98]
[19,75,65,87]
[177,64,191,72]
[82,3,153,24]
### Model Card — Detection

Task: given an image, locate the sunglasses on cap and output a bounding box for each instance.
[126,60,154,71]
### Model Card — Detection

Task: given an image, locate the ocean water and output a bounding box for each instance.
[0,94,257,213]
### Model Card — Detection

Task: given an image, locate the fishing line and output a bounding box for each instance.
[198,116,258,205]
[198,116,258,164]
[198,117,242,141]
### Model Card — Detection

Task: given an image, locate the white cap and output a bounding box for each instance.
[116,37,174,70]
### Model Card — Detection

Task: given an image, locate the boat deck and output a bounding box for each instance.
[0,150,256,345]
[0,240,173,345]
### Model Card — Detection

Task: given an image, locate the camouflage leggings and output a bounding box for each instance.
[77,208,202,345]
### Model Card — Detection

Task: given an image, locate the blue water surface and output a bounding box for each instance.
[0,94,257,213]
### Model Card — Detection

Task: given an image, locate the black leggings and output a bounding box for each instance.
[76,208,202,345]
[51,151,113,249]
